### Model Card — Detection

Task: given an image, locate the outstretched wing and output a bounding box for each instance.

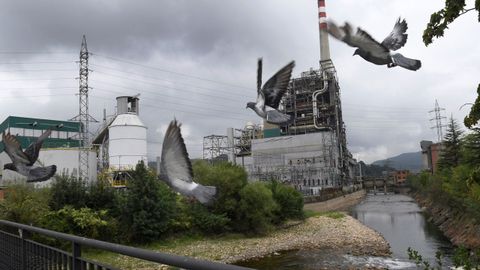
[160,120,193,184]
[381,18,408,51]
[24,129,51,165]
[27,165,57,182]
[2,133,30,165]
[257,58,262,93]
[327,21,389,56]
[266,110,293,125]
[261,61,294,109]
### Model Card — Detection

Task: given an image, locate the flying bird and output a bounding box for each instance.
[160,119,216,205]
[327,18,421,71]
[3,130,57,182]
[246,58,295,125]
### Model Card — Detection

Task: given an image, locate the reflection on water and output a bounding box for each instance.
[351,193,453,266]
[237,193,453,269]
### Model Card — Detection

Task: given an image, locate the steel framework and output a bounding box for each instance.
[429,99,447,142]
[70,35,97,181]
[202,135,229,161]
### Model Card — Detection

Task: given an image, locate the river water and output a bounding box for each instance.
[237,193,454,269]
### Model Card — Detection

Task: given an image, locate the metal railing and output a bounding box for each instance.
[0,219,254,270]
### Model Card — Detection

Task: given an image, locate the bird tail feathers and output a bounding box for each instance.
[192,184,217,205]
[391,53,421,71]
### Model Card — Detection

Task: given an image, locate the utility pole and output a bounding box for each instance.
[71,35,97,181]
[429,99,447,142]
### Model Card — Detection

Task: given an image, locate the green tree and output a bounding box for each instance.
[462,128,480,166]
[438,117,464,170]
[465,87,480,128]
[120,161,177,243]
[423,1,480,128]
[423,0,480,46]
[192,161,248,220]
[236,182,278,235]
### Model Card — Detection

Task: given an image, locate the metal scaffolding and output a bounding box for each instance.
[202,135,230,161]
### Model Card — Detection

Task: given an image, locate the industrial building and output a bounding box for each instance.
[206,0,358,195]
[420,140,443,174]
[0,116,97,185]
[92,95,148,187]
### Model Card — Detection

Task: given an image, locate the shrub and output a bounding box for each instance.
[41,206,115,240]
[193,161,248,220]
[120,161,177,243]
[86,178,117,212]
[236,182,278,235]
[268,180,304,223]
[49,174,88,210]
[188,202,230,234]
[0,184,50,225]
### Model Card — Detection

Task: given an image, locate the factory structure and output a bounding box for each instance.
[0,116,97,186]
[92,95,148,187]
[0,1,357,192]
[0,36,149,187]
[204,0,358,195]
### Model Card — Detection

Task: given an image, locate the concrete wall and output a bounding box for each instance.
[246,131,341,194]
[304,189,366,212]
[0,148,97,186]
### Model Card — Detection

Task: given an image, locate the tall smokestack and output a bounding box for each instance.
[318,0,331,61]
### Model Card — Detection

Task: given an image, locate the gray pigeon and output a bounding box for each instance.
[3,130,57,182]
[327,18,421,71]
[160,120,216,205]
[246,58,295,125]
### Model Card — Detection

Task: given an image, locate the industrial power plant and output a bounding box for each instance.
[203,0,358,195]
[0,0,358,195]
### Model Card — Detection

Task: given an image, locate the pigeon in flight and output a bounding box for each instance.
[327,18,421,71]
[246,58,295,125]
[3,130,57,182]
[160,119,216,206]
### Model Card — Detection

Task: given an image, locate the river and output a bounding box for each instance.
[237,193,454,269]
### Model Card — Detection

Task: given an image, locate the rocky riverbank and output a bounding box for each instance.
[414,192,480,248]
[97,214,390,269]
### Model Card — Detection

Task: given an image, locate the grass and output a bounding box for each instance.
[304,209,345,219]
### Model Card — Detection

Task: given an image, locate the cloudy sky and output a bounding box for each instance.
[0,0,478,163]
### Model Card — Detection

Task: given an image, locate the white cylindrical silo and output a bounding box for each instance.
[108,114,147,170]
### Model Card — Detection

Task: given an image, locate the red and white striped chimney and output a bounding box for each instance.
[318,0,331,61]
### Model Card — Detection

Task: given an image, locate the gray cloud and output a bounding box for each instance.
[0,0,478,163]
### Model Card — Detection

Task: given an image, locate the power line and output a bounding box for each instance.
[90,94,248,122]
[90,52,251,90]
[91,71,242,102]
[0,61,75,65]
[429,99,447,142]
[90,63,252,98]
[92,87,251,117]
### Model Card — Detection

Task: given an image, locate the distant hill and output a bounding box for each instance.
[371,151,423,172]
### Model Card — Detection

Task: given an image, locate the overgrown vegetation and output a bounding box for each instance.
[409,118,480,268]
[0,160,305,246]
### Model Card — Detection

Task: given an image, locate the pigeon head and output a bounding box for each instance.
[4,163,17,171]
[353,49,360,56]
[246,102,256,110]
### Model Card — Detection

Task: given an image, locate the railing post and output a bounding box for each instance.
[19,229,26,270]
[72,242,81,270]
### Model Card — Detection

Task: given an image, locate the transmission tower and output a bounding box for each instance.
[429,99,447,142]
[70,35,97,181]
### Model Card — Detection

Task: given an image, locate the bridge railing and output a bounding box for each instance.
[0,219,253,270]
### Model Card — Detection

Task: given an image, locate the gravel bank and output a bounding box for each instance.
[101,214,390,269]
[108,215,390,270]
